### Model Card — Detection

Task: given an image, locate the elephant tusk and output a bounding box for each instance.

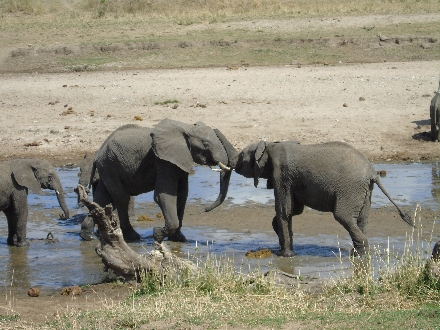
[218,162,231,172]
[55,190,60,195]
[211,168,223,172]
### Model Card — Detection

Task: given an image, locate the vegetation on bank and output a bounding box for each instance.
[1,0,439,72]
[1,0,440,20]
[2,208,439,329]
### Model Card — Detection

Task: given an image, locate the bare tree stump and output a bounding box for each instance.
[74,184,197,281]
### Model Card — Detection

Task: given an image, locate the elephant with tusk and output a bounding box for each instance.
[83,119,238,243]
[0,158,70,247]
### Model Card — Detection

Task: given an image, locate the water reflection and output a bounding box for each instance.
[0,162,439,290]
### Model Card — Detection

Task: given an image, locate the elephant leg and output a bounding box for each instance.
[153,161,184,243]
[80,180,111,240]
[436,109,440,142]
[168,176,188,242]
[5,195,29,247]
[334,208,369,256]
[79,216,97,241]
[273,188,295,257]
[112,194,140,242]
[271,215,279,236]
[128,196,135,217]
[4,208,18,246]
[431,105,437,141]
[357,191,372,235]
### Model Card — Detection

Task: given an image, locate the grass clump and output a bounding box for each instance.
[154,99,179,105]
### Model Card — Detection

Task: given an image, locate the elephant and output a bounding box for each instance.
[234,140,413,257]
[81,119,238,242]
[78,152,135,240]
[430,80,440,141]
[0,158,70,246]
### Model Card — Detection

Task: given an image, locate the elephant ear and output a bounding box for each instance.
[253,140,267,188]
[151,119,194,173]
[11,159,42,194]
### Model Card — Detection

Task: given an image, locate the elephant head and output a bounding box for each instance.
[12,159,70,219]
[235,140,270,188]
[78,151,95,187]
[151,118,238,211]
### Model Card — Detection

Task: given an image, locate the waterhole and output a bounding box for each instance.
[0,162,439,290]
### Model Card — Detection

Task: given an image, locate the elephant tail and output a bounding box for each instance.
[374,178,414,226]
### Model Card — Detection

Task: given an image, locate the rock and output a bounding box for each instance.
[28,287,40,297]
[61,285,82,296]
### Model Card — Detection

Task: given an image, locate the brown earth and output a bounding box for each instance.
[1,12,440,329]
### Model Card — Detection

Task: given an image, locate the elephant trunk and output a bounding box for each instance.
[205,129,239,212]
[55,189,70,219]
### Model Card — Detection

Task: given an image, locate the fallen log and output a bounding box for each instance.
[74,184,197,281]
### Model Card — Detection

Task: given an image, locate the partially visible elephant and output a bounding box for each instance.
[234,140,413,257]
[78,152,135,240]
[83,119,238,242]
[0,159,70,246]
[430,80,440,141]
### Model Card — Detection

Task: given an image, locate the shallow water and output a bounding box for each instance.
[1,162,439,290]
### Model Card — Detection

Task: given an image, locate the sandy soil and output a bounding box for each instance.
[1,61,440,166]
[1,13,440,328]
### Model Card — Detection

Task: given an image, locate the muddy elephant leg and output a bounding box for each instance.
[168,175,188,242]
[153,161,185,243]
[112,194,140,242]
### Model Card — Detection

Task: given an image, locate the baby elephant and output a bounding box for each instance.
[0,159,70,246]
[235,140,413,257]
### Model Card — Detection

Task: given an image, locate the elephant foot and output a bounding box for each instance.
[79,216,97,241]
[350,247,368,258]
[79,230,98,241]
[153,227,165,243]
[122,227,141,242]
[276,249,295,257]
[168,230,186,243]
[7,236,15,246]
[15,240,30,247]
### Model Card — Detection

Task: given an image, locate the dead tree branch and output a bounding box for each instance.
[74,184,197,281]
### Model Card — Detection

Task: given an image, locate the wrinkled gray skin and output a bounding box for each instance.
[85,119,238,242]
[78,152,135,240]
[0,159,70,247]
[430,80,440,141]
[235,141,413,257]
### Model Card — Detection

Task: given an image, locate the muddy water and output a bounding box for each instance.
[1,162,439,291]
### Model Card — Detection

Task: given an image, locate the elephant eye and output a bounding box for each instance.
[202,141,209,149]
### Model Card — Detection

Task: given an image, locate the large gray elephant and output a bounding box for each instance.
[430,80,440,141]
[0,159,70,246]
[82,119,238,242]
[234,140,413,257]
[78,151,135,240]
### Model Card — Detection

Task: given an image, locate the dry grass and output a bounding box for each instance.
[2,0,440,20]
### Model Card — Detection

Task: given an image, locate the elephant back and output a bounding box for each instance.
[95,124,154,175]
